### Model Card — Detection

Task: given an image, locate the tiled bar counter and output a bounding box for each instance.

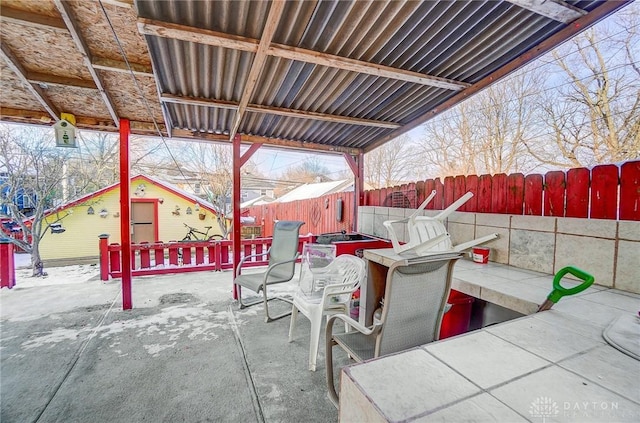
[341,254,640,422]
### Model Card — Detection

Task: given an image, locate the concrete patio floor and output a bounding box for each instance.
[0,268,346,423]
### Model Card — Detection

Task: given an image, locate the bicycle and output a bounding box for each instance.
[181,223,224,241]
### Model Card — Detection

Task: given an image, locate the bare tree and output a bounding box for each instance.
[280,157,332,184]
[0,126,70,276]
[418,102,478,177]
[529,6,639,166]
[418,71,542,177]
[176,142,251,239]
[365,135,422,188]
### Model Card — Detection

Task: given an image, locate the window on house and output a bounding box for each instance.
[260,189,267,196]
[194,183,201,194]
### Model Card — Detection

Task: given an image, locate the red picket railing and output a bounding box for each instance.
[246,161,639,234]
[98,234,312,281]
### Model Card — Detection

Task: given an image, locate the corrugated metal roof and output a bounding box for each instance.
[0,0,626,154]
[135,0,606,152]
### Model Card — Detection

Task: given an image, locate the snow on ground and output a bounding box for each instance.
[12,253,100,287]
[13,253,31,268]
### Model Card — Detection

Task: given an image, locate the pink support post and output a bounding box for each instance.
[232,135,242,299]
[119,119,133,309]
[0,240,16,289]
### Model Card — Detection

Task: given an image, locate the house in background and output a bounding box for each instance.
[0,171,39,217]
[274,179,367,203]
[241,176,275,204]
[36,175,222,265]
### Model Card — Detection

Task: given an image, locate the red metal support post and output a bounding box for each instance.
[119,118,133,309]
[232,135,242,299]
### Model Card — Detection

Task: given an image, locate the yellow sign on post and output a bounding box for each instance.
[54,113,77,148]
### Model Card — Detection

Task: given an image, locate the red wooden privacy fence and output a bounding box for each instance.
[246,161,640,235]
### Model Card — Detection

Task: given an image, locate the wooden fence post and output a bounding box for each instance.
[0,240,15,289]
[99,234,110,281]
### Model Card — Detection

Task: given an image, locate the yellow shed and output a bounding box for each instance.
[38,175,224,265]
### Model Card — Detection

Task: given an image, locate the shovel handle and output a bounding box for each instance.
[547,266,595,304]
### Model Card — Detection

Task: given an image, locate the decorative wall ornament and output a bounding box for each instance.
[134,183,147,197]
[50,223,66,234]
[99,208,108,218]
[172,205,181,216]
[186,207,193,215]
[87,206,94,215]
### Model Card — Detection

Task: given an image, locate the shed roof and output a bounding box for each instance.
[276,179,353,203]
[42,174,219,218]
[0,0,631,156]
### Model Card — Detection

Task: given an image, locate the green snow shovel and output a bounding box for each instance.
[537,266,595,312]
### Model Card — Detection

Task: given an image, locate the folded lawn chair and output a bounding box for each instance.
[384,191,498,256]
[234,220,304,322]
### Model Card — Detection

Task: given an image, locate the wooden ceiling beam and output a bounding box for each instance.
[506,0,586,23]
[269,44,469,91]
[161,93,401,129]
[0,45,60,121]
[0,105,360,155]
[228,0,286,140]
[27,72,97,90]
[170,129,362,155]
[92,57,153,76]
[99,0,134,9]
[137,18,469,91]
[0,6,67,31]
[53,0,120,127]
[0,107,166,134]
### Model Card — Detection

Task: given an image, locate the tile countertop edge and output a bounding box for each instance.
[451,276,543,316]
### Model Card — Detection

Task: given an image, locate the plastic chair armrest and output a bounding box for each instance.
[326,313,380,336]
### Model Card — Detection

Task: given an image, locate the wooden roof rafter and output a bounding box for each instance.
[137,18,470,91]
[506,0,587,23]
[0,44,60,121]
[160,93,401,129]
[53,0,119,127]
[228,0,286,140]
[0,6,67,31]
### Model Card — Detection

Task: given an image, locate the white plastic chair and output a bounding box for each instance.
[384,190,498,256]
[288,254,366,371]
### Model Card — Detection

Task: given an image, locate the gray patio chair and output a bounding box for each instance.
[325,254,461,407]
[234,220,304,322]
[288,254,367,371]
